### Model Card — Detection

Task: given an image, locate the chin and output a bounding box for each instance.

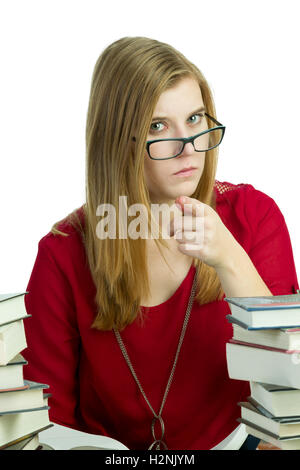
[177,180,200,194]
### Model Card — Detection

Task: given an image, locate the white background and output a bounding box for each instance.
[1,0,299,292]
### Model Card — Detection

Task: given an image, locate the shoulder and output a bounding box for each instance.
[214,179,282,216]
[215,180,274,205]
[37,205,87,268]
[214,180,286,243]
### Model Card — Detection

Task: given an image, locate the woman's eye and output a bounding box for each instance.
[188,113,203,124]
[150,122,164,132]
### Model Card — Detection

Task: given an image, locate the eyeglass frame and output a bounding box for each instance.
[132,113,226,160]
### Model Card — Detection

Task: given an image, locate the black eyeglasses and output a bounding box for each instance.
[133,113,225,160]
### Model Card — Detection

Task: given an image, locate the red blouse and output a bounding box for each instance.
[22,181,299,450]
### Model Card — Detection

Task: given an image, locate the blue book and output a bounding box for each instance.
[225,293,300,328]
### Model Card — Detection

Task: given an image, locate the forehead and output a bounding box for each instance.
[153,77,204,117]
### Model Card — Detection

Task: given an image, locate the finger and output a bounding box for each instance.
[170,215,205,237]
[175,229,204,245]
[175,196,205,218]
[178,243,203,253]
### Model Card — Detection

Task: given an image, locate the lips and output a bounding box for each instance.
[174,166,197,175]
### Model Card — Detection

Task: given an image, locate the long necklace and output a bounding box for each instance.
[113,267,198,450]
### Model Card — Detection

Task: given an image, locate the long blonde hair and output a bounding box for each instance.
[51,36,225,330]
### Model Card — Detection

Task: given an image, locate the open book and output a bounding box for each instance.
[38,423,128,450]
[38,422,249,450]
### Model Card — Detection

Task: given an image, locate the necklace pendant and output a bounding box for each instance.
[148,439,168,450]
[149,413,168,450]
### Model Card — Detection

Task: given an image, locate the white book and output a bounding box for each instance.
[0,319,27,365]
[0,380,49,414]
[0,398,50,448]
[39,423,129,450]
[0,354,27,390]
[226,342,300,389]
[250,381,300,417]
[0,293,29,327]
[239,401,300,437]
[231,322,300,351]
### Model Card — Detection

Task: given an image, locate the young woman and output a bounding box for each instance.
[23,37,299,450]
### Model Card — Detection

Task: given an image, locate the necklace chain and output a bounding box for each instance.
[113,267,198,450]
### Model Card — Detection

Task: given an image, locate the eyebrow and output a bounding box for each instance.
[151,106,206,122]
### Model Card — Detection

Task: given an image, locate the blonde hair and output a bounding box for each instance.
[51,36,225,330]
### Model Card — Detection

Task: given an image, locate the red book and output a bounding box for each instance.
[229,338,300,354]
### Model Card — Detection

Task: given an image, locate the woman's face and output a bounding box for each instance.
[144,76,207,206]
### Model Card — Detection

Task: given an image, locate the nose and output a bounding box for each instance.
[179,141,195,157]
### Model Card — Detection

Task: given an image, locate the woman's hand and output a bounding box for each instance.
[168,195,239,270]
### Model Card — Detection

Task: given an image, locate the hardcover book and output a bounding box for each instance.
[225,293,300,328]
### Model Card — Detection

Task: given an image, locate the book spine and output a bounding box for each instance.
[229,339,300,354]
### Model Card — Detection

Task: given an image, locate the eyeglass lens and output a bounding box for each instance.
[149,128,223,159]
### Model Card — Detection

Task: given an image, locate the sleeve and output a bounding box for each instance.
[246,187,299,296]
[23,236,88,432]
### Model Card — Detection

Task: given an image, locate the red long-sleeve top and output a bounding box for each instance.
[22,181,299,450]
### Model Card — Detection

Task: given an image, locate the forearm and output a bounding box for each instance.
[215,241,273,298]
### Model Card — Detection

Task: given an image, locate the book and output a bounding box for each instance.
[0,293,29,327]
[225,293,300,328]
[242,422,300,450]
[38,423,129,450]
[3,433,41,450]
[226,341,300,389]
[238,401,300,438]
[0,354,27,390]
[0,424,53,450]
[0,319,27,365]
[249,382,300,418]
[230,321,300,350]
[0,291,53,450]
[37,423,245,450]
[0,397,51,416]
[0,380,50,414]
[247,395,300,422]
[0,397,51,447]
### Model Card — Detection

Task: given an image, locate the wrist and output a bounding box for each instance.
[214,239,272,298]
[215,232,244,273]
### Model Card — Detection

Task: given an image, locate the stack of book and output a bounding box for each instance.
[225,293,300,450]
[0,293,52,450]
